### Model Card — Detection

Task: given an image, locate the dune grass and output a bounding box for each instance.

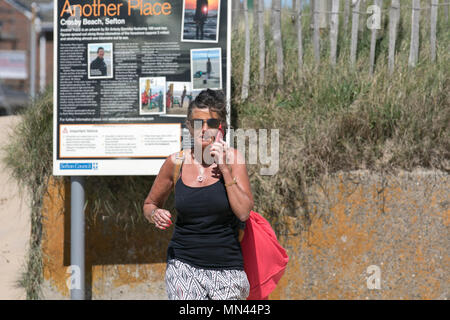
[230,7,449,233]
[2,87,53,299]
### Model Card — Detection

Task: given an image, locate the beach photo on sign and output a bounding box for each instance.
[163,82,200,117]
[181,0,220,43]
[191,48,222,90]
[87,43,113,79]
[139,77,166,115]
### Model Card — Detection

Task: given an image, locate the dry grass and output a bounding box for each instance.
[231,7,449,233]
[2,87,53,299]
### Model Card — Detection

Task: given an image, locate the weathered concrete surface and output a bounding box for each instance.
[41,177,168,300]
[41,169,449,299]
[270,169,449,300]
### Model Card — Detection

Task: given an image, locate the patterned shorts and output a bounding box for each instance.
[165,259,250,300]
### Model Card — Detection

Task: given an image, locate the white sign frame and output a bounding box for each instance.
[53,0,232,176]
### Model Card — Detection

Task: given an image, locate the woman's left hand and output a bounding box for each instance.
[209,138,231,173]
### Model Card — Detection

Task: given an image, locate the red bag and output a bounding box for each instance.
[241,211,289,300]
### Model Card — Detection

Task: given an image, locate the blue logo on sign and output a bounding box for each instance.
[60,163,98,170]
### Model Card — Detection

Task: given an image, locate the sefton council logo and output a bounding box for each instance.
[60,163,99,170]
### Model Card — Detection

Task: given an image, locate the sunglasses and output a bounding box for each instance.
[189,118,221,129]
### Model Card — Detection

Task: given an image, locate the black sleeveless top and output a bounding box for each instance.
[166,162,244,270]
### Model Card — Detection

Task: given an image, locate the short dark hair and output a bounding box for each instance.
[97,47,104,53]
[186,89,227,129]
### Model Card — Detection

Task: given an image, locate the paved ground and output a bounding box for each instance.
[0,115,30,300]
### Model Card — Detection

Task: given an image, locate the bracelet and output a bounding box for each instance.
[225,177,237,187]
[150,208,158,223]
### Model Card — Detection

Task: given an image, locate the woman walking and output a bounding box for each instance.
[143,89,253,300]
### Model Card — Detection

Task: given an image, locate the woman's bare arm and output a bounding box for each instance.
[220,148,254,222]
[143,153,177,229]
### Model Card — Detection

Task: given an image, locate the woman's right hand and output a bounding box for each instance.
[143,152,178,230]
[148,208,172,230]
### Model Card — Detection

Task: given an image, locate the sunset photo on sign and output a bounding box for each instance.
[184,0,219,10]
[181,0,221,43]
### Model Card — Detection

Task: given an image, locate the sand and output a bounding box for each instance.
[0,115,30,300]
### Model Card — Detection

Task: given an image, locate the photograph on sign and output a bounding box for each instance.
[181,0,221,43]
[163,81,200,117]
[139,77,166,115]
[87,43,113,79]
[190,48,222,90]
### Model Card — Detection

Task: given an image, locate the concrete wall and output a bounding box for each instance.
[41,169,449,299]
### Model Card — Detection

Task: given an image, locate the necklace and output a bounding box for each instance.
[191,150,210,183]
[192,152,207,182]
[197,165,206,182]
